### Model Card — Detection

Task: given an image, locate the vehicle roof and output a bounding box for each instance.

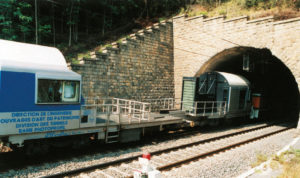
[0,40,67,68]
[0,40,80,80]
[217,71,250,86]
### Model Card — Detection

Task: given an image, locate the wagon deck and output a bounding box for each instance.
[95,112,185,129]
[82,98,185,129]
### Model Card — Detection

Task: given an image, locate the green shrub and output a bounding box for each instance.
[295,0,300,8]
[218,9,227,15]
[71,58,80,64]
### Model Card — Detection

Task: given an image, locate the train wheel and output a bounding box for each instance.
[71,137,90,149]
[24,142,38,156]
[40,142,50,153]
[24,141,49,156]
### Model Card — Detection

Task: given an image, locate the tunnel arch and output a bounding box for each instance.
[195,46,299,124]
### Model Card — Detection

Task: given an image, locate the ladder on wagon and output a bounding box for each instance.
[89,97,121,144]
[91,97,152,143]
[104,102,121,144]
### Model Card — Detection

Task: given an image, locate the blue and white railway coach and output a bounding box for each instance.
[0,40,88,150]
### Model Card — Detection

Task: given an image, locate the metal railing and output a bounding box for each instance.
[187,101,227,118]
[143,98,177,112]
[81,103,120,126]
[117,98,151,123]
[82,97,151,123]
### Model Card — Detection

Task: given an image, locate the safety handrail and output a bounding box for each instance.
[187,101,227,117]
[143,98,177,112]
[82,97,151,123]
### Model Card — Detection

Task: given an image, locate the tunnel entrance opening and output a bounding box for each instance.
[195,47,299,125]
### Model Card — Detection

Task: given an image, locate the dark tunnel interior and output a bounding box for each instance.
[195,47,300,125]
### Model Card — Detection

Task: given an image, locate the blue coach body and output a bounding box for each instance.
[0,40,83,142]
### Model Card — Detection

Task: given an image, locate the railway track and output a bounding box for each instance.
[43,123,292,178]
[0,124,221,171]
[0,121,266,172]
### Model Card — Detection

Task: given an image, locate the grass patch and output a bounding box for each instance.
[71,58,80,64]
[184,0,300,20]
[97,48,103,54]
[254,169,262,174]
[159,17,167,22]
[251,152,268,168]
[77,52,91,60]
[269,159,279,169]
[278,149,300,178]
[97,35,130,53]
[105,44,113,48]
[273,151,287,164]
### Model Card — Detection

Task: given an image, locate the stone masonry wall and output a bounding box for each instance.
[173,15,300,102]
[70,14,300,127]
[71,21,174,103]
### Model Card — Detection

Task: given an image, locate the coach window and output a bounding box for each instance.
[37,79,80,104]
[62,81,80,102]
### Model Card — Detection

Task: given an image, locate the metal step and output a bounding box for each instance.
[107,135,119,138]
[105,127,120,143]
[107,126,119,132]
[106,134,119,143]
[106,140,119,143]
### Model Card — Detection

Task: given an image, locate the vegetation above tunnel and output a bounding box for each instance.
[186,0,300,20]
[1,0,300,62]
[0,0,186,61]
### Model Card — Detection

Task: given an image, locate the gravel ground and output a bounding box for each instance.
[75,125,286,178]
[0,124,267,177]
[292,129,300,149]
[164,128,299,178]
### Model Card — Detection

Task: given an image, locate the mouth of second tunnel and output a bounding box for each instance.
[195,47,299,124]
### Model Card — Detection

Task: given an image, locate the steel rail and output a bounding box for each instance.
[156,127,291,171]
[43,124,276,178]
[125,127,291,178]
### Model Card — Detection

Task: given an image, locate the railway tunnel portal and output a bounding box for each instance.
[173,15,300,126]
[196,47,299,123]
